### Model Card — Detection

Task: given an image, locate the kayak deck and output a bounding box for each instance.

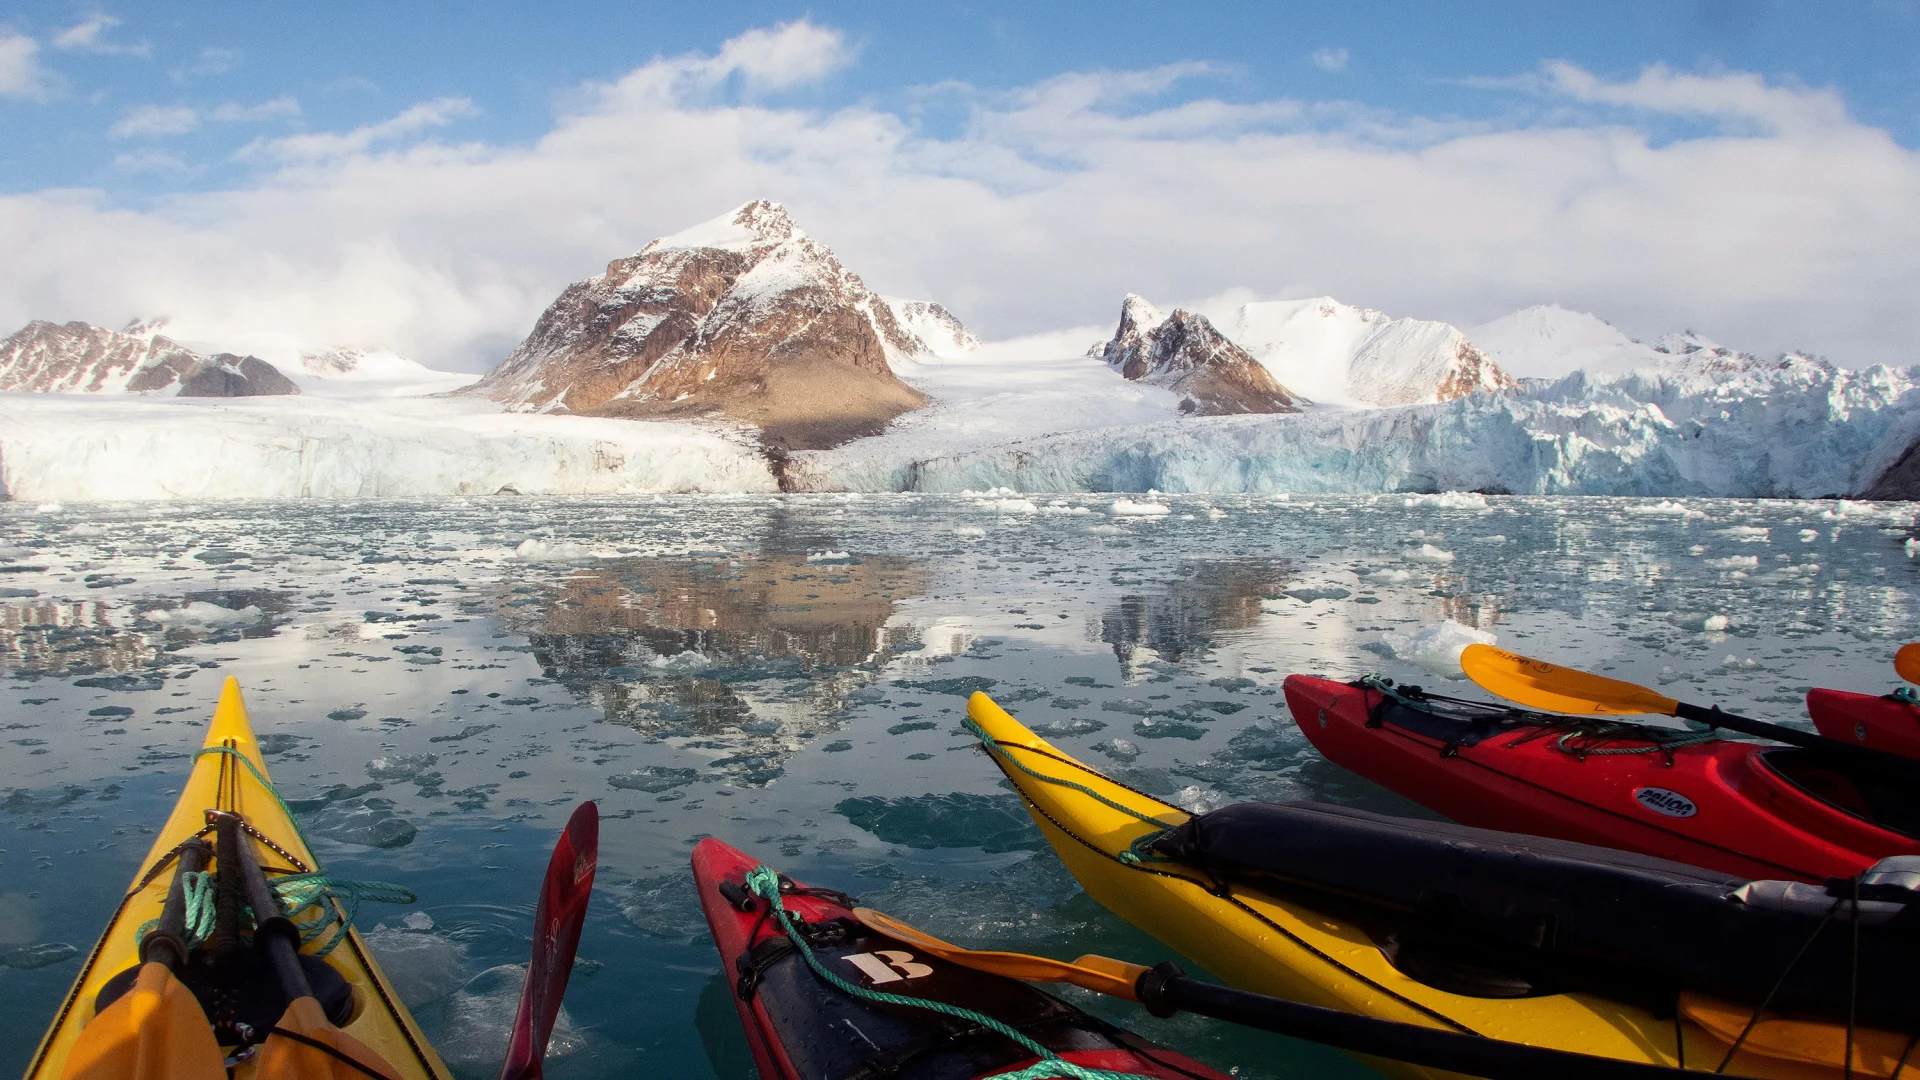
[965,689,1911,1080]
[26,678,450,1080]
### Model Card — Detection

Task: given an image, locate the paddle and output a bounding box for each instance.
[499,800,600,1080]
[1896,643,1920,686]
[1459,643,1920,786]
[851,909,1693,1080]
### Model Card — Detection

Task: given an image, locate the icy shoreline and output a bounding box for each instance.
[3,352,1917,501]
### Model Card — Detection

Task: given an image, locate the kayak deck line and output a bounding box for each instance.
[25,678,451,1080]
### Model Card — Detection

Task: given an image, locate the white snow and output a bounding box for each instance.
[883,298,978,361]
[1211,296,1506,407]
[1471,305,1666,380]
[138,601,264,625]
[1110,498,1172,517]
[293,348,477,398]
[0,392,777,501]
[1402,543,1456,564]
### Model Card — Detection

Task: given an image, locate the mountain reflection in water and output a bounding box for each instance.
[1101,558,1291,670]
[502,552,930,786]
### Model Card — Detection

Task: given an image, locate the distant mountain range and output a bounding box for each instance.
[1,199,1915,500]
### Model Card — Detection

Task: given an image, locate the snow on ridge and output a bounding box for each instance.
[1470,305,1665,380]
[1214,295,1514,408]
[882,297,978,362]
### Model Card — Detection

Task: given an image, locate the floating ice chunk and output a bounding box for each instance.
[33,503,61,513]
[1171,785,1228,814]
[1039,502,1093,515]
[1378,620,1498,677]
[1472,535,1507,544]
[139,601,263,626]
[1819,501,1875,520]
[650,649,713,673]
[441,965,582,1068]
[1403,492,1488,510]
[1702,555,1760,571]
[1207,508,1228,519]
[402,910,435,931]
[512,538,597,561]
[1628,500,1699,517]
[806,550,852,563]
[362,924,465,1007]
[975,497,1038,513]
[1402,543,1455,564]
[1360,567,1423,585]
[1720,655,1761,670]
[1094,738,1142,762]
[1671,613,1729,633]
[1801,529,1822,543]
[1906,537,1919,558]
[954,525,987,539]
[1719,526,1770,542]
[1110,498,1172,517]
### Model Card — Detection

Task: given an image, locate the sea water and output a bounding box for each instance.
[0,493,1913,1079]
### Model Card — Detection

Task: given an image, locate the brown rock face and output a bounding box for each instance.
[0,319,298,397]
[470,201,926,450]
[1433,339,1519,401]
[1092,295,1303,415]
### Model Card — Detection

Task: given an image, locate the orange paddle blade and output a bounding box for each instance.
[60,963,224,1080]
[1460,644,1681,717]
[254,997,403,1080]
[852,908,1145,1000]
[1896,643,1920,686]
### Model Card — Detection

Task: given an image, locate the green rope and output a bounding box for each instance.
[271,874,417,957]
[133,870,219,950]
[1893,687,1919,705]
[742,866,1152,1080]
[183,745,414,956]
[963,718,1179,864]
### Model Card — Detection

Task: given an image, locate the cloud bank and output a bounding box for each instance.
[1,19,1916,372]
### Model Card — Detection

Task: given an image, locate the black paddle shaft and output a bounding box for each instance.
[1673,701,1920,787]
[218,811,315,1005]
[1135,964,1692,1080]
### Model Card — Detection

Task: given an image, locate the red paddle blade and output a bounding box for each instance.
[500,800,599,1080]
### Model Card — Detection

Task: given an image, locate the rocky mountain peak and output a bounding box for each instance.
[0,319,297,397]
[470,200,928,450]
[1092,297,1302,416]
[884,298,978,360]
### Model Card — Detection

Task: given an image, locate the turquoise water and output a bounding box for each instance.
[1,493,1913,1078]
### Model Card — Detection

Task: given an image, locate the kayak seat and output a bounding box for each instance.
[1150,800,1920,1027]
[1762,749,1920,839]
[93,951,353,1047]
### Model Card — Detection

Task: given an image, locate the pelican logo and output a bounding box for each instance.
[842,950,934,984]
[1634,787,1697,818]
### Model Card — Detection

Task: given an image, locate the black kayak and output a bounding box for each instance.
[1150,800,1920,1028]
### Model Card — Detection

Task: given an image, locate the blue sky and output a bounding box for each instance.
[2,3,1918,370]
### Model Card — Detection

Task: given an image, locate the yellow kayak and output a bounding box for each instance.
[965,691,1916,1080]
[25,678,451,1080]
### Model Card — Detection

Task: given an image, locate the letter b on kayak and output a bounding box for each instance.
[843,950,934,984]
[1634,786,1698,818]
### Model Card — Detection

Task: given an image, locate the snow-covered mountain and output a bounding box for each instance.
[884,298,978,361]
[294,348,477,398]
[1218,297,1515,408]
[1471,305,1665,379]
[0,319,299,397]
[470,200,928,450]
[1090,295,1302,415]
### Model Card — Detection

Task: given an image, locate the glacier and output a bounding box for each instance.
[798,354,1920,498]
[0,393,777,501]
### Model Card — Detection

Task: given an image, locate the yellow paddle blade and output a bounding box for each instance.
[1460,644,1682,717]
[254,997,403,1080]
[852,908,1145,1001]
[1896,643,1920,686]
[60,962,225,1080]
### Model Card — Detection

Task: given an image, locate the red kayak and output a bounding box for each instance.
[691,837,1230,1080]
[1806,687,1920,760]
[1282,674,1920,884]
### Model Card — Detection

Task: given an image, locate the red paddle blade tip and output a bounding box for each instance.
[499,801,599,1080]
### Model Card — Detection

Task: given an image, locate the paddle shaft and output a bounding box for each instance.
[139,838,209,971]
[1138,965,1691,1080]
[221,812,315,1004]
[1675,701,1920,786]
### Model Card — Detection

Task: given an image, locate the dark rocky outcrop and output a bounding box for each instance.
[1092,294,1303,415]
[0,319,297,397]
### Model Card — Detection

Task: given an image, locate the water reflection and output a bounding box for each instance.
[502,553,930,785]
[1099,558,1291,673]
[0,590,290,678]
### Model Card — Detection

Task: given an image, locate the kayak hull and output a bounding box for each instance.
[966,689,1902,1080]
[1807,687,1920,760]
[1282,675,1917,883]
[690,836,1229,1080]
[26,678,450,1080]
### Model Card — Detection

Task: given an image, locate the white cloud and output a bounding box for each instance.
[210,97,300,123]
[0,27,49,99]
[1312,47,1349,73]
[239,96,473,161]
[172,47,239,82]
[1,25,1917,377]
[109,104,198,137]
[112,148,189,173]
[52,13,149,57]
[705,19,855,90]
